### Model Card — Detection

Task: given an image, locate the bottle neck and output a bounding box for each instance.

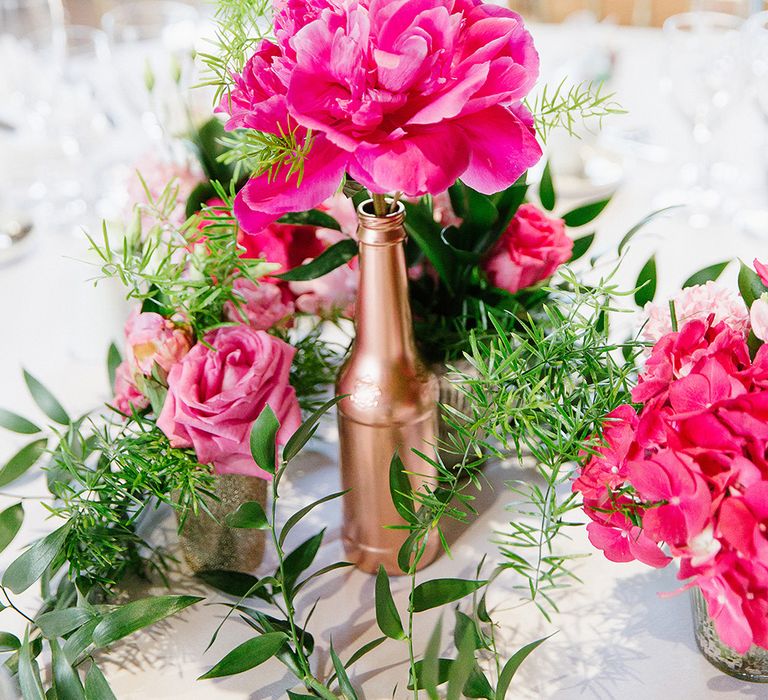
[354,224,419,366]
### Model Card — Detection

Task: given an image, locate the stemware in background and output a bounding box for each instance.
[101,1,200,147]
[662,11,744,227]
[739,11,768,237]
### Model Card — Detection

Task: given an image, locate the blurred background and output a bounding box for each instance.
[0,0,768,367]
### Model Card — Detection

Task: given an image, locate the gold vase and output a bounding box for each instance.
[177,473,267,574]
[336,200,440,575]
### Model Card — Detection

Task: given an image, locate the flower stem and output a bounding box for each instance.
[407,570,419,700]
[371,193,388,217]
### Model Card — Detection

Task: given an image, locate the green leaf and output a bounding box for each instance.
[92,595,202,648]
[403,199,458,293]
[0,438,47,488]
[280,490,347,547]
[19,628,45,700]
[617,205,681,256]
[634,255,657,306]
[421,617,443,700]
[282,396,344,463]
[562,197,611,228]
[447,624,478,700]
[51,638,85,700]
[36,608,97,639]
[410,659,493,699]
[0,409,40,435]
[683,261,729,288]
[276,239,358,281]
[330,639,358,700]
[63,618,99,665]
[411,579,488,613]
[185,181,218,220]
[282,530,324,595]
[495,635,550,700]
[225,501,269,529]
[197,570,272,602]
[23,370,69,425]
[3,521,71,594]
[198,632,286,679]
[389,453,415,524]
[453,611,485,651]
[397,529,426,574]
[739,260,768,308]
[249,406,279,475]
[278,209,342,231]
[539,161,556,211]
[106,343,122,389]
[450,181,498,233]
[0,632,20,652]
[0,502,23,554]
[375,566,405,640]
[569,232,595,263]
[335,636,386,674]
[287,693,317,700]
[84,664,116,700]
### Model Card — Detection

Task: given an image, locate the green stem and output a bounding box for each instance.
[407,570,419,700]
[1,587,34,624]
[271,473,311,679]
[371,193,388,217]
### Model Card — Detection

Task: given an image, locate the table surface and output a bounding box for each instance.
[2,21,768,700]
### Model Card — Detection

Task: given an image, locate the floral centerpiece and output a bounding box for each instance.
[574,259,768,679]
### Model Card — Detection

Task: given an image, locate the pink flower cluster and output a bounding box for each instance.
[482,203,572,294]
[574,317,768,653]
[218,0,542,232]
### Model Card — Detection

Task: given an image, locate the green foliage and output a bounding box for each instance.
[738,259,768,307]
[276,239,359,281]
[526,79,626,143]
[634,255,657,306]
[450,262,641,617]
[683,261,730,288]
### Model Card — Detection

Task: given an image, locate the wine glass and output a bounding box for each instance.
[662,11,745,226]
[101,1,200,144]
[738,11,768,237]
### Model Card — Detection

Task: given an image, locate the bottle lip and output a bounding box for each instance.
[356,198,406,244]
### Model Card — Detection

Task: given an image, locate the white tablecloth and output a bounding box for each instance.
[1,22,768,700]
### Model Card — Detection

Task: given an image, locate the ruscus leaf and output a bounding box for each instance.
[3,522,71,594]
[225,501,269,529]
[683,261,729,288]
[411,579,488,613]
[0,502,24,554]
[562,197,611,228]
[249,405,279,475]
[198,632,286,679]
[23,370,69,425]
[0,438,47,488]
[634,255,657,306]
[276,239,357,281]
[0,409,40,435]
[374,566,405,640]
[539,161,556,211]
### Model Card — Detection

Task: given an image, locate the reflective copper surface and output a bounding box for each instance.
[336,200,440,575]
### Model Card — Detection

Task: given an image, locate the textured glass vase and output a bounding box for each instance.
[691,587,768,682]
[177,474,267,574]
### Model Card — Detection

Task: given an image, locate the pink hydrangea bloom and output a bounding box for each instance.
[641,281,748,345]
[124,310,193,377]
[575,317,768,653]
[112,360,149,414]
[483,203,573,294]
[157,326,301,478]
[218,0,542,231]
[224,278,296,329]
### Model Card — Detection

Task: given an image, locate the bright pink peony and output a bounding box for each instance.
[482,204,572,294]
[224,278,295,329]
[156,326,301,478]
[124,310,192,377]
[112,361,149,414]
[218,0,542,231]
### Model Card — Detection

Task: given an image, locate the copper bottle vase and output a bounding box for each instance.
[336,200,440,575]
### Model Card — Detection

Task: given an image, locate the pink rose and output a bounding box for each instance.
[156,326,301,478]
[113,360,149,414]
[224,278,295,330]
[483,204,573,294]
[750,295,768,342]
[219,0,542,231]
[124,310,192,377]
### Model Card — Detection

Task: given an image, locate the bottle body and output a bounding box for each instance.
[336,200,439,575]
